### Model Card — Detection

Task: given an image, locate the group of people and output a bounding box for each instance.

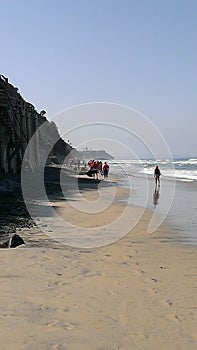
[87,160,109,180]
[68,157,82,170]
[86,162,160,185]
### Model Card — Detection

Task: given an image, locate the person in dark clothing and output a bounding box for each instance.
[154,165,161,186]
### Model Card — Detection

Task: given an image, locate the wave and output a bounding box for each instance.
[141,168,197,181]
[110,158,197,182]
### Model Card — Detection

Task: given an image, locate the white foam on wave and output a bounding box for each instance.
[110,158,197,182]
[142,168,197,181]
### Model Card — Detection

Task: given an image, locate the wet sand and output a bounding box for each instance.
[1,172,197,349]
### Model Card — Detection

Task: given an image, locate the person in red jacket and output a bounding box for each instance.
[91,160,99,180]
[103,162,109,180]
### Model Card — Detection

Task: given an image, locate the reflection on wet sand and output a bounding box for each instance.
[153,186,160,207]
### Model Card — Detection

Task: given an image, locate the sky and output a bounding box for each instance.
[1,0,196,158]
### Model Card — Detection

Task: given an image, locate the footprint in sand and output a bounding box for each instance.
[64,322,78,331]
[47,319,78,331]
[50,345,66,350]
[127,332,149,340]
[166,313,182,323]
[166,299,173,307]
[159,299,173,308]
[136,273,161,295]
[151,278,158,283]
[108,289,117,296]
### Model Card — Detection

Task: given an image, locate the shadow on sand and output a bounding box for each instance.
[153,185,160,208]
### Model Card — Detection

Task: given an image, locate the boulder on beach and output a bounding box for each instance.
[10,234,25,248]
[0,234,25,248]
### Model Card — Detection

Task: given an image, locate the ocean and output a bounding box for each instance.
[109,158,197,246]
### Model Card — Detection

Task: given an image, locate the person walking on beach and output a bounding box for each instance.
[154,165,161,186]
[103,162,109,180]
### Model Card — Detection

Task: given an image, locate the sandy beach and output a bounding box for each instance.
[1,172,197,350]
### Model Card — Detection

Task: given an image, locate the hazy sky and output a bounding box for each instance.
[1,0,196,158]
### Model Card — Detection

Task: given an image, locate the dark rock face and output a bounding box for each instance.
[0,240,9,248]
[0,191,34,244]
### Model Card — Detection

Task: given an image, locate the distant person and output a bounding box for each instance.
[103,162,109,180]
[68,157,73,167]
[88,160,93,168]
[77,159,80,171]
[90,160,99,180]
[98,161,102,174]
[154,165,161,186]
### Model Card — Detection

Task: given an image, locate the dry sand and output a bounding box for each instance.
[0,177,197,350]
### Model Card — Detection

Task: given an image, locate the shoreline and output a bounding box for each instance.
[113,169,197,247]
[1,165,195,249]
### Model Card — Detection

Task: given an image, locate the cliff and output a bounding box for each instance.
[0,75,74,173]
